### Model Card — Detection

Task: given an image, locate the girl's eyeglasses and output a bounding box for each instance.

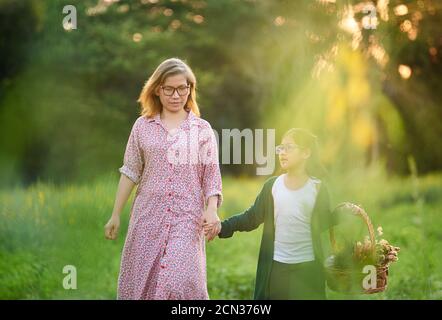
[275,143,302,154]
[160,85,190,96]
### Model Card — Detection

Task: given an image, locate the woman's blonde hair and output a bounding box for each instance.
[282,128,328,179]
[137,58,200,118]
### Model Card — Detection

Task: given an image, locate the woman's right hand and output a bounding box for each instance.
[203,220,221,241]
[104,214,120,240]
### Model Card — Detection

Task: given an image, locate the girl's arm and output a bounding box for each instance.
[318,183,339,232]
[218,183,267,239]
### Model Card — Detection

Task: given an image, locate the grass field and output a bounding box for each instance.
[1,167,441,299]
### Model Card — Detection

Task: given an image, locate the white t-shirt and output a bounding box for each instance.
[272,174,321,264]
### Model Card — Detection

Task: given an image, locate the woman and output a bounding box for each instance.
[104,58,223,300]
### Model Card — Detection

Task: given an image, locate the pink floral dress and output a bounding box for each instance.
[116,109,223,300]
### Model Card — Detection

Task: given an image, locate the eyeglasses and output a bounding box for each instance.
[160,85,190,96]
[275,143,302,154]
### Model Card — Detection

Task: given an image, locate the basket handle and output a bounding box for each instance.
[329,202,376,255]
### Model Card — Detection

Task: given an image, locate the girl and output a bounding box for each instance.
[204,128,337,300]
[104,58,223,300]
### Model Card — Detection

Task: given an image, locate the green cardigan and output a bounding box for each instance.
[218,175,337,300]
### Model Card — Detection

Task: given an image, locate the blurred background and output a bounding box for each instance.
[0,0,441,299]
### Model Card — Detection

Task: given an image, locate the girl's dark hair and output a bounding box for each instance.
[282,128,329,179]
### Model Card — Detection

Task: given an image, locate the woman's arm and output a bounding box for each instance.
[112,174,136,218]
[104,174,136,240]
[204,195,221,241]
[105,118,145,240]
[200,123,223,240]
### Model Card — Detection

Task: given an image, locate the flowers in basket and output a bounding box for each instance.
[333,228,400,270]
[325,202,400,294]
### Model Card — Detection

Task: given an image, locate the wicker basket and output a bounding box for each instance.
[325,202,388,294]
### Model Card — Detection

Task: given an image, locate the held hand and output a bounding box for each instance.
[203,221,221,241]
[202,206,220,241]
[104,214,120,240]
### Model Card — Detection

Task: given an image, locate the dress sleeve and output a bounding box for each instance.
[200,125,223,208]
[218,186,265,238]
[218,177,274,238]
[118,118,144,184]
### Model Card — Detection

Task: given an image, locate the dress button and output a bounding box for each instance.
[168,178,172,182]
[161,265,165,269]
[168,192,172,197]
[167,208,171,212]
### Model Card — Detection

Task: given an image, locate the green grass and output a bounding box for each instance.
[1,169,441,299]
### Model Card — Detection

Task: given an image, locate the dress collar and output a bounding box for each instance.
[147,108,198,129]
